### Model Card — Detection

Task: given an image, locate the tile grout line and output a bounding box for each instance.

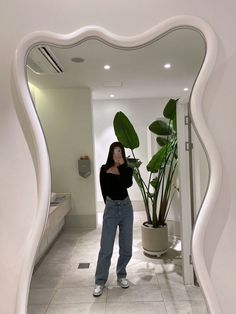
[44,240,79,312]
[155,272,169,314]
[44,284,61,313]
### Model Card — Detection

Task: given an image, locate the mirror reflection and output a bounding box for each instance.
[27,28,208,312]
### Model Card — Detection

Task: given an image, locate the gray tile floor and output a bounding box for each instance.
[28,211,208,314]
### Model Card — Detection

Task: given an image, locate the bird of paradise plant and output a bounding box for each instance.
[113,98,178,228]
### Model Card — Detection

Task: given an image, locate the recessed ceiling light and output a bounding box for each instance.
[184,87,189,91]
[110,94,115,98]
[71,57,85,63]
[164,63,171,69]
[104,65,111,70]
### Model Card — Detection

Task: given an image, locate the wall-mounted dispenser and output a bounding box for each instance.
[78,156,91,178]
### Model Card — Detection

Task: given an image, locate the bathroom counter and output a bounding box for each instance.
[35,193,72,265]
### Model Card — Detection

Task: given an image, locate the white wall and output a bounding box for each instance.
[1,1,236,313]
[93,97,181,224]
[32,86,97,228]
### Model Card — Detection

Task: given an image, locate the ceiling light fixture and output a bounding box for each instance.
[110,94,115,98]
[164,63,171,69]
[184,87,189,91]
[104,65,111,70]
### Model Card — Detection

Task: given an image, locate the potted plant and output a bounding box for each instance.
[113,98,179,256]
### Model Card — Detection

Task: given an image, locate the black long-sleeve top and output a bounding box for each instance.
[100,164,133,203]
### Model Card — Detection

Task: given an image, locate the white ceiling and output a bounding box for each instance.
[27,28,206,100]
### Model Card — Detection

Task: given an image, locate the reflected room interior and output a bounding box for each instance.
[26,29,209,313]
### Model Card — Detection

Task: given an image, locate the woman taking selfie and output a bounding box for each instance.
[93,142,134,297]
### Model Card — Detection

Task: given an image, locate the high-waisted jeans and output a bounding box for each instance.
[95,196,133,285]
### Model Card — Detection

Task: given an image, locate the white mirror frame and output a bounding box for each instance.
[13,15,221,313]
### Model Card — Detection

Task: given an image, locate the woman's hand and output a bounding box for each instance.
[117,157,124,165]
[114,156,124,166]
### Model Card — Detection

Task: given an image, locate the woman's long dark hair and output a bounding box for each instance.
[103,142,127,170]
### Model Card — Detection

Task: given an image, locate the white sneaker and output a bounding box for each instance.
[117,278,129,288]
[93,284,104,297]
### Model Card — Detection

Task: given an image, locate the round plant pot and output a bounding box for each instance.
[141,223,168,257]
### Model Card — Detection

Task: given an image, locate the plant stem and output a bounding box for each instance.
[159,143,177,224]
[152,167,165,227]
[164,189,176,221]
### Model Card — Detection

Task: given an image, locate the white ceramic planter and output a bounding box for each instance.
[141,223,168,257]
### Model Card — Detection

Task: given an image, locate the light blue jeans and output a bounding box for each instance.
[95,196,133,285]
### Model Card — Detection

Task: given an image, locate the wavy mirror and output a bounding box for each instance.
[26,27,208,309]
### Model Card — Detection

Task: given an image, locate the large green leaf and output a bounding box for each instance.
[146,144,171,172]
[113,112,139,149]
[133,169,143,189]
[149,120,172,135]
[156,137,169,147]
[150,177,161,189]
[163,98,178,120]
[172,115,177,132]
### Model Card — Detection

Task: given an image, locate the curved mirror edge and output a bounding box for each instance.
[12,18,220,312]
